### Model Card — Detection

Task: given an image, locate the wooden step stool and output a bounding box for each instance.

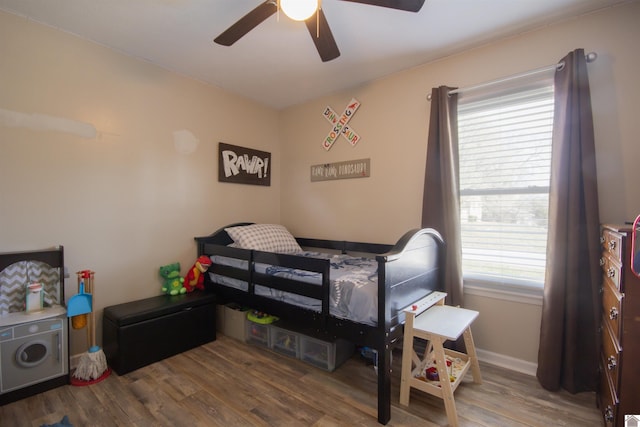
[400,293,482,427]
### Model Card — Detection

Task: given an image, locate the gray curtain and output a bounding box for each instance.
[422,86,464,307]
[536,49,601,393]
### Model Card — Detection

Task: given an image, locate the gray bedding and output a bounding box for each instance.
[208,251,379,326]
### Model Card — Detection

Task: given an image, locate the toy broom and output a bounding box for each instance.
[72,270,109,383]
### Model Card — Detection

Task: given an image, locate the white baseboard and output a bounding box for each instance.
[476,348,537,377]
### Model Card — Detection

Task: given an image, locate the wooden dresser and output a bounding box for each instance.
[598,224,640,426]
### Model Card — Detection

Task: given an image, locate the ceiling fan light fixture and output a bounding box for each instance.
[280,0,318,21]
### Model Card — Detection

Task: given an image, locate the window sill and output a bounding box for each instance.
[463,278,543,306]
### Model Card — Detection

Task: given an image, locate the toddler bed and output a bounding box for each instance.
[195,223,445,424]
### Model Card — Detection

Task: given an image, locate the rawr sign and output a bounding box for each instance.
[219,142,271,186]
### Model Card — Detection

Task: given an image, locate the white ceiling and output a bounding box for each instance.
[0,0,627,109]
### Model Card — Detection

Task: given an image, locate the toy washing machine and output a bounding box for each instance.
[0,313,68,394]
[0,247,69,405]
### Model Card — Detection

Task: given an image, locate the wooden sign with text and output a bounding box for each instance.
[218,142,271,186]
[310,159,370,182]
[322,98,361,150]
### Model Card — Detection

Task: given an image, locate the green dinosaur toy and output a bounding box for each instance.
[159,262,186,295]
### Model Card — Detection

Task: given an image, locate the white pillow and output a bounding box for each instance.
[224,224,302,254]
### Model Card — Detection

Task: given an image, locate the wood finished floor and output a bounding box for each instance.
[0,335,602,427]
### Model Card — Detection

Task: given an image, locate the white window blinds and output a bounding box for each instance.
[458,85,554,288]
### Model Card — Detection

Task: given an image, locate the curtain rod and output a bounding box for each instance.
[426,51,597,101]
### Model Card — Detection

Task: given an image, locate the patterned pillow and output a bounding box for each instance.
[224,224,302,254]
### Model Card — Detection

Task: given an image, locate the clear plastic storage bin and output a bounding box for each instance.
[269,325,300,358]
[246,321,270,347]
[300,335,354,372]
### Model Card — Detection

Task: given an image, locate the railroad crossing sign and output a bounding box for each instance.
[322,98,361,151]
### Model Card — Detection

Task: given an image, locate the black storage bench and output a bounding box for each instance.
[103,292,216,375]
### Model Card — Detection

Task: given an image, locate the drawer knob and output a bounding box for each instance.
[609,307,619,320]
[608,240,616,250]
[607,355,617,370]
[604,405,614,422]
[600,257,605,267]
[607,267,616,278]
[600,236,605,244]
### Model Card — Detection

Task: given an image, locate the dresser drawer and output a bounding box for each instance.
[601,254,622,291]
[602,279,622,339]
[602,319,621,392]
[602,229,624,264]
[599,354,618,427]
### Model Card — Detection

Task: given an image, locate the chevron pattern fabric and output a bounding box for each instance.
[0,260,61,315]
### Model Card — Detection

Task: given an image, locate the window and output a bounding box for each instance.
[458,83,554,289]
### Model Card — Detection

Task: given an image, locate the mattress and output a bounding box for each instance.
[208,252,379,326]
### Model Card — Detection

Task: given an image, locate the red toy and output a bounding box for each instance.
[183,255,212,292]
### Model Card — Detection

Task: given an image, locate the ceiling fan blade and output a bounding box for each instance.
[339,0,425,13]
[214,1,277,46]
[305,9,340,62]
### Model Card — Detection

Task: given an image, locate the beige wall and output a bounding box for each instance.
[0,11,280,354]
[279,2,640,369]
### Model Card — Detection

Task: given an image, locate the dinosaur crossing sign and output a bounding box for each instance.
[322,98,361,150]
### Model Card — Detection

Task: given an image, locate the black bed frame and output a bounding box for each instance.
[195,223,445,424]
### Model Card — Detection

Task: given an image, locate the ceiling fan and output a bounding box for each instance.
[214,0,426,62]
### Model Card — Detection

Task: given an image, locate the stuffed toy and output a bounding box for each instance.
[184,255,212,292]
[159,262,186,296]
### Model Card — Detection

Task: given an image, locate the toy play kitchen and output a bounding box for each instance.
[0,247,68,405]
